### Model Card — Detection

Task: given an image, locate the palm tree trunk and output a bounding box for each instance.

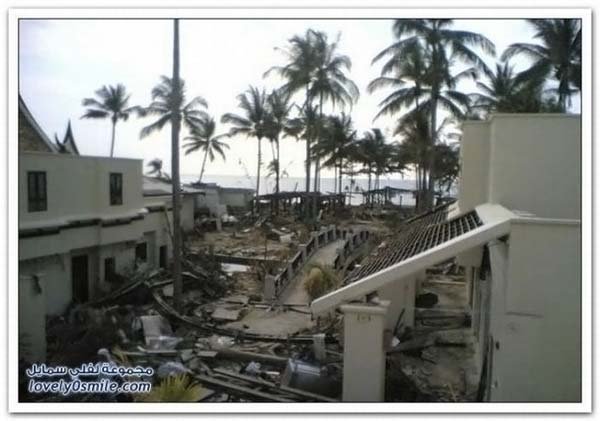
[199,148,209,183]
[171,18,183,311]
[333,166,337,194]
[304,89,311,195]
[338,159,343,197]
[312,92,324,217]
[255,137,262,214]
[275,136,280,215]
[110,118,116,157]
[427,94,438,209]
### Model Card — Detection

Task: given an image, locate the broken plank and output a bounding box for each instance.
[193,374,293,402]
[213,368,338,402]
[213,348,288,367]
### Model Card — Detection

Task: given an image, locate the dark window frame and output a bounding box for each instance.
[27,171,47,212]
[109,173,123,206]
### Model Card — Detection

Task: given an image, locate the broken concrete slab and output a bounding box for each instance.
[139,314,183,350]
[139,315,173,343]
[211,307,242,322]
[222,294,250,305]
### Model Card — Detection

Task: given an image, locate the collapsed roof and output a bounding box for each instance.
[311,203,514,315]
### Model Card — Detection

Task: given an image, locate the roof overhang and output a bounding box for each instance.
[310,203,515,315]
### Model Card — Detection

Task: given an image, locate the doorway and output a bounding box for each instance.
[71,254,89,303]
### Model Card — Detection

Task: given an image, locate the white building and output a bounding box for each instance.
[311,114,581,403]
[18,98,181,363]
[143,176,204,232]
[189,181,254,217]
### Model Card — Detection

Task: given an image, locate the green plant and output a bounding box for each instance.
[136,374,206,402]
[303,263,340,300]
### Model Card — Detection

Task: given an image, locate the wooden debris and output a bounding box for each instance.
[193,374,293,403]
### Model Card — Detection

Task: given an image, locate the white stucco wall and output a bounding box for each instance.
[458,121,490,213]
[194,187,220,215]
[488,218,581,402]
[487,114,581,220]
[19,275,47,363]
[19,152,144,229]
[219,189,253,209]
[458,114,580,220]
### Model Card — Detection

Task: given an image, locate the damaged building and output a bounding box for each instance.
[18,96,179,363]
[311,113,581,402]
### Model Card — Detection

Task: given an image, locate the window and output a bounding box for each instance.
[27,171,47,212]
[135,242,147,262]
[109,173,123,205]
[104,257,116,282]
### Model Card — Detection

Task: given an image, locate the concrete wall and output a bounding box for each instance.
[459,114,580,220]
[181,196,195,231]
[487,115,580,220]
[458,121,491,213]
[219,189,253,210]
[194,188,221,215]
[488,218,581,402]
[19,275,47,363]
[377,276,416,332]
[19,152,144,228]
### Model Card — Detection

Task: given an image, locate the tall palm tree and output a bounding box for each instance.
[81,83,137,157]
[264,90,293,200]
[183,117,229,184]
[373,19,495,208]
[470,61,548,116]
[266,29,322,194]
[501,19,581,111]
[309,31,359,193]
[138,76,208,139]
[137,21,207,310]
[221,86,268,213]
[313,113,356,195]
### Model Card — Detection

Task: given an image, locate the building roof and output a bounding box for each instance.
[55,120,80,155]
[18,95,58,153]
[143,176,206,197]
[343,206,480,285]
[311,203,514,315]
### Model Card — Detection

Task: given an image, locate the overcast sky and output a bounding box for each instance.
[19,18,570,180]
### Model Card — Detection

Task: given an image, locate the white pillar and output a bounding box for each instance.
[263,274,276,301]
[340,301,389,402]
[377,277,416,333]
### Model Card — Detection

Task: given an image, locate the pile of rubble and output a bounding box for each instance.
[41,249,343,403]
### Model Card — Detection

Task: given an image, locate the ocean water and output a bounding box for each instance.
[181,173,420,206]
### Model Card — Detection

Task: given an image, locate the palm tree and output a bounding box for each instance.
[309,31,359,193]
[221,86,268,213]
[395,110,459,206]
[183,117,229,184]
[81,83,137,157]
[373,19,495,208]
[138,76,208,140]
[501,19,581,111]
[266,29,322,194]
[470,61,550,116]
[137,21,206,310]
[312,113,356,195]
[264,90,294,200]
[357,129,390,194]
[146,158,169,180]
